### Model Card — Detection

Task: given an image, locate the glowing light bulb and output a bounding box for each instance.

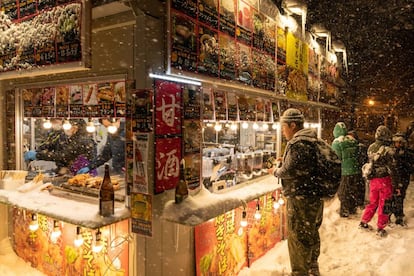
[273,201,280,210]
[240,210,248,227]
[254,201,261,220]
[278,197,285,205]
[214,123,222,131]
[50,220,61,243]
[43,119,52,129]
[262,123,269,130]
[254,210,262,220]
[242,122,249,129]
[230,123,238,131]
[107,119,118,134]
[86,120,96,133]
[74,226,84,247]
[237,227,244,236]
[29,214,39,232]
[93,229,104,253]
[62,120,72,130]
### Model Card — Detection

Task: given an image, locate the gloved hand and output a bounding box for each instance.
[24,150,37,161]
[77,167,90,174]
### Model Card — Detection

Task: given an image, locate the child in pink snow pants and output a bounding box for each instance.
[361,176,393,230]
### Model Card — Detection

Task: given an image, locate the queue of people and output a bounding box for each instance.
[269,108,413,276]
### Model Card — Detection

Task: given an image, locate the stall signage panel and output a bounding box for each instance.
[219,0,236,37]
[195,210,248,275]
[183,85,201,120]
[155,137,182,193]
[22,80,125,118]
[285,33,308,101]
[131,89,153,133]
[155,80,182,136]
[169,0,280,91]
[170,12,198,72]
[133,133,150,194]
[195,193,285,275]
[12,210,129,275]
[131,193,153,236]
[0,0,90,79]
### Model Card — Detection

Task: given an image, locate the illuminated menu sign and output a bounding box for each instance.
[0,0,90,79]
[169,0,278,91]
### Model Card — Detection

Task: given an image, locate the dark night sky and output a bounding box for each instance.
[274,0,413,113]
[305,0,413,112]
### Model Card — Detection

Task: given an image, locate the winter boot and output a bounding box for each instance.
[395,217,407,227]
[359,222,370,229]
[376,228,387,237]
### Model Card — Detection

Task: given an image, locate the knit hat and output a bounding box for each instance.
[280,108,304,123]
[375,125,392,142]
[333,122,347,138]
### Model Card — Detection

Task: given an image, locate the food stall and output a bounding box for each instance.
[0,0,343,275]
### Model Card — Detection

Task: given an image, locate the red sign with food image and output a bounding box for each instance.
[12,210,129,276]
[195,192,285,275]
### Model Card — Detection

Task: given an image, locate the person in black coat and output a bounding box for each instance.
[24,119,97,175]
[390,132,414,226]
[77,118,125,175]
[269,108,323,276]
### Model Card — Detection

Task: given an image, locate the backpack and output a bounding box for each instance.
[314,139,342,199]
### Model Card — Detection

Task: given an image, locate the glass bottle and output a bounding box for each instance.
[175,159,188,204]
[99,164,114,216]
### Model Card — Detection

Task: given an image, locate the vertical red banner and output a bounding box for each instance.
[155,137,182,193]
[155,80,182,135]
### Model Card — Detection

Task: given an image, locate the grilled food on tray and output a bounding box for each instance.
[67,174,121,190]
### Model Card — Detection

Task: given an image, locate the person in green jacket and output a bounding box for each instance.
[332,122,361,217]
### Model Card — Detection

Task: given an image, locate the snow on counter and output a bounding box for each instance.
[0,185,130,229]
[162,175,281,226]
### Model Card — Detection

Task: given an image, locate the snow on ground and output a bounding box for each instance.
[1,182,414,275]
[0,237,46,276]
[239,181,414,276]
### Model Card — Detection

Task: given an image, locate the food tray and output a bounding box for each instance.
[59,183,125,202]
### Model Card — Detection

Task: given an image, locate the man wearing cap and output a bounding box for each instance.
[269,108,323,276]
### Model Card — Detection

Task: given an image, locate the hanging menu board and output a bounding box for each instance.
[169,0,277,92]
[0,0,91,80]
[22,79,126,118]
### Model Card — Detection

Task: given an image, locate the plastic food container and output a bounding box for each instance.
[0,170,28,190]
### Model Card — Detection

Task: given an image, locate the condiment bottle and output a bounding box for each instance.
[175,159,188,204]
[99,164,114,216]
